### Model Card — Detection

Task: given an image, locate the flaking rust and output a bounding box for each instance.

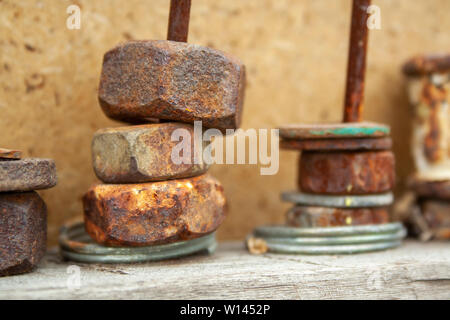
[299,151,395,195]
[98,40,246,131]
[92,123,209,183]
[0,192,47,277]
[83,174,226,247]
[286,206,389,228]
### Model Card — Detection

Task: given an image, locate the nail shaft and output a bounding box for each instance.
[167,0,192,42]
[343,0,371,122]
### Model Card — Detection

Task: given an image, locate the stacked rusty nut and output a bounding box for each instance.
[246,122,405,254]
[81,40,245,254]
[0,148,57,276]
[402,54,450,240]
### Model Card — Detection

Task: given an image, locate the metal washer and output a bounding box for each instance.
[59,221,217,264]
[281,191,394,208]
[249,222,406,255]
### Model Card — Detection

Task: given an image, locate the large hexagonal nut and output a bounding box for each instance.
[0,192,47,277]
[92,123,209,183]
[83,174,226,247]
[98,40,246,131]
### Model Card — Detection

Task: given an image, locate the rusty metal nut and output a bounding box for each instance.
[92,123,209,183]
[299,151,395,195]
[98,40,246,131]
[0,192,47,277]
[281,137,392,151]
[286,206,390,228]
[420,199,450,240]
[0,158,57,192]
[279,122,390,140]
[83,174,226,247]
[402,54,450,76]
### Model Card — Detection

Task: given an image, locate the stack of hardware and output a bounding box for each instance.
[0,148,56,276]
[248,0,405,255]
[60,0,246,263]
[400,54,450,240]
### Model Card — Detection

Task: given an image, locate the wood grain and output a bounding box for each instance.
[0,241,448,299]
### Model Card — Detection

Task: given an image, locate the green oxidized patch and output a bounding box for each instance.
[309,126,390,137]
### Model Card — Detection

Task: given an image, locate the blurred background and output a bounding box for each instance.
[1,0,449,245]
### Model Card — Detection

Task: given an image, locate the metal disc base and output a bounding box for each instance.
[59,221,217,264]
[248,222,406,255]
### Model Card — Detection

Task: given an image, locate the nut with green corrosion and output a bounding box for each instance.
[92,123,209,183]
[280,137,392,152]
[0,192,47,277]
[286,205,389,228]
[98,40,246,131]
[83,174,226,247]
[299,151,395,195]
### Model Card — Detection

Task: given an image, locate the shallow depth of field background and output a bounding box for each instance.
[1,0,449,245]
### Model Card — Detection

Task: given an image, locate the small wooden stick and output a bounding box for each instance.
[167,0,192,42]
[343,0,371,123]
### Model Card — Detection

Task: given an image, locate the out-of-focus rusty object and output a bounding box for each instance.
[0,158,57,192]
[299,151,395,195]
[403,54,450,76]
[420,200,450,240]
[0,147,22,160]
[92,123,209,183]
[0,191,47,277]
[343,0,371,123]
[167,0,191,42]
[403,58,450,180]
[408,175,450,200]
[286,205,389,228]
[83,174,226,247]
[279,122,389,140]
[98,40,246,131]
[280,137,392,151]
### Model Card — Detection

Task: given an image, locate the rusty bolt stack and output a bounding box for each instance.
[248,0,405,255]
[0,148,57,276]
[60,0,246,263]
[398,54,450,240]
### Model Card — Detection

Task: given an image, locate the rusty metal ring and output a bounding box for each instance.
[281,191,394,208]
[59,221,217,263]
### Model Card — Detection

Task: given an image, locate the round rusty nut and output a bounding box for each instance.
[0,192,47,277]
[286,206,390,228]
[299,151,395,195]
[92,123,209,183]
[98,40,246,131]
[0,158,57,192]
[408,175,450,200]
[279,122,390,140]
[83,174,226,247]
[420,199,450,240]
[281,137,392,151]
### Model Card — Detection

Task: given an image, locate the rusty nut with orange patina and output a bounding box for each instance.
[83,174,226,247]
[98,40,246,131]
[286,205,390,228]
[92,123,209,183]
[299,151,395,195]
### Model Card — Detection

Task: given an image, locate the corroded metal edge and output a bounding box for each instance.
[254,222,404,238]
[59,221,217,263]
[248,222,406,255]
[281,191,394,208]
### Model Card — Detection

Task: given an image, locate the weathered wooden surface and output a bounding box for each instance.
[0,241,449,300]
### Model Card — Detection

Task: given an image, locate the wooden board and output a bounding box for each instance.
[0,241,449,300]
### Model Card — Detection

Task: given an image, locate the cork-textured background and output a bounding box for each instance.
[1,0,449,245]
